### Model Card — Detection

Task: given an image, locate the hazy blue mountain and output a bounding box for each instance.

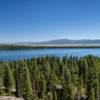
[2,39,100,45]
[32,39,100,44]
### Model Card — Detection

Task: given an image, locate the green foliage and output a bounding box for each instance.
[48,91,53,100]
[18,60,33,100]
[0,76,5,95]
[0,55,100,100]
[3,63,15,95]
[53,91,58,100]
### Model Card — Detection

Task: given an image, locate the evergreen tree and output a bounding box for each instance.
[18,60,33,100]
[48,92,53,100]
[95,78,99,100]
[0,75,5,95]
[53,91,58,100]
[3,63,15,95]
[88,88,95,100]
[39,74,47,99]
[62,66,74,100]
[86,58,97,100]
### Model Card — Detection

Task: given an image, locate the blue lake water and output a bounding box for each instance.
[0,48,100,61]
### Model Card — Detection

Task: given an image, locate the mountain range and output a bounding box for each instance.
[1,39,100,45]
[19,39,100,45]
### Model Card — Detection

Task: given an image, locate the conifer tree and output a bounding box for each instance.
[88,88,95,100]
[18,60,33,100]
[86,59,97,100]
[15,63,21,97]
[95,78,99,100]
[49,92,53,100]
[39,74,47,99]
[62,66,74,100]
[3,63,15,95]
[0,75,5,95]
[83,59,88,88]
[53,91,58,100]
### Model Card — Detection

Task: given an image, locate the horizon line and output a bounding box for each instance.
[1,38,100,44]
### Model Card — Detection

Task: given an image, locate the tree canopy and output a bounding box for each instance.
[0,55,100,100]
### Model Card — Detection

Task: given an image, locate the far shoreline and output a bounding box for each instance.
[1,44,100,50]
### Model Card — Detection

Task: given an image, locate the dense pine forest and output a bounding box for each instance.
[0,55,100,100]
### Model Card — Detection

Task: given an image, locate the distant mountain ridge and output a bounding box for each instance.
[1,39,100,45]
[25,39,100,45]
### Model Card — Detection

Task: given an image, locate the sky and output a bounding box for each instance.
[0,0,100,43]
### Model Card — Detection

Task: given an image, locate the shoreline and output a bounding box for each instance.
[1,44,100,50]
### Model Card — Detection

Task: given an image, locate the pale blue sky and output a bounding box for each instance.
[0,0,100,43]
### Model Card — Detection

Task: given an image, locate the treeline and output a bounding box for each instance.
[0,55,100,100]
[0,45,100,50]
[0,45,36,50]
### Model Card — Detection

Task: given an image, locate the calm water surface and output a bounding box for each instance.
[0,48,100,61]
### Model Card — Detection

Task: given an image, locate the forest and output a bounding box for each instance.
[0,55,100,100]
[0,45,100,50]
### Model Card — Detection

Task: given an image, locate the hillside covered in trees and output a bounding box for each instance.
[0,55,100,100]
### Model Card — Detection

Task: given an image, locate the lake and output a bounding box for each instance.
[0,48,100,61]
